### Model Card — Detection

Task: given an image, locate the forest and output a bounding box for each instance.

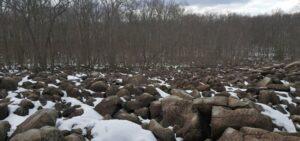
[0,0,299,68]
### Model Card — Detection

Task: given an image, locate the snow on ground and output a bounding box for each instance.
[256,103,296,132]
[150,77,170,87]
[290,87,296,93]
[4,88,156,141]
[155,88,170,98]
[116,78,123,83]
[281,80,290,86]
[224,86,246,98]
[275,91,297,106]
[67,74,83,86]
[18,75,37,86]
[5,88,55,136]
[48,83,59,88]
[57,92,156,141]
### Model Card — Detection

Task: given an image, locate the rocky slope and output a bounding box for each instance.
[0,61,299,141]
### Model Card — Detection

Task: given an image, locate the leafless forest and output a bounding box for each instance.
[0,0,299,68]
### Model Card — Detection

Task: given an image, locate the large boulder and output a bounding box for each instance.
[258,90,280,105]
[123,100,142,111]
[218,127,300,141]
[175,112,203,141]
[66,86,81,98]
[0,103,9,120]
[136,93,156,107]
[257,77,271,87]
[14,107,29,116]
[211,106,274,139]
[267,84,290,92]
[12,109,58,136]
[149,101,162,119]
[148,120,175,141]
[134,107,149,119]
[90,81,108,92]
[218,127,243,141]
[94,96,121,116]
[0,77,18,90]
[193,96,228,116]
[161,96,203,140]
[161,96,193,127]
[19,99,34,109]
[10,126,65,141]
[116,88,130,97]
[0,121,10,141]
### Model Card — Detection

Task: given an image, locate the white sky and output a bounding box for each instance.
[181,0,300,15]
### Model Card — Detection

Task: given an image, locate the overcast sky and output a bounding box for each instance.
[180,0,300,15]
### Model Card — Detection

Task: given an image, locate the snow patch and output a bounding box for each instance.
[156,88,170,98]
[256,103,296,132]
[275,91,296,106]
[18,75,37,86]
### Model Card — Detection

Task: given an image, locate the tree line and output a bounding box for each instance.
[0,0,299,69]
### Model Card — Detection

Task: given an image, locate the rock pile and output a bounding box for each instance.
[0,61,299,141]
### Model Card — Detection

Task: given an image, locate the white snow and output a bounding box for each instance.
[61,91,102,120]
[59,119,156,141]
[155,88,170,98]
[224,86,246,98]
[116,78,123,83]
[150,77,170,87]
[228,92,239,98]
[48,84,59,88]
[67,75,80,81]
[5,89,55,136]
[18,75,37,86]
[84,89,95,94]
[225,86,247,92]
[256,103,296,132]
[67,75,82,86]
[290,87,296,93]
[57,94,156,141]
[75,73,87,78]
[281,80,290,85]
[275,91,296,106]
[93,98,103,106]
[55,79,61,84]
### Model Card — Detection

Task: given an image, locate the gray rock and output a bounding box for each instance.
[10,126,65,141]
[0,77,17,91]
[90,81,107,92]
[0,103,9,120]
[149,120,175,141]
[211,106,274,139]
[94,96,121,116]
[12,109,58,136]
[257,77,271,87]
[0,121,10,141]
